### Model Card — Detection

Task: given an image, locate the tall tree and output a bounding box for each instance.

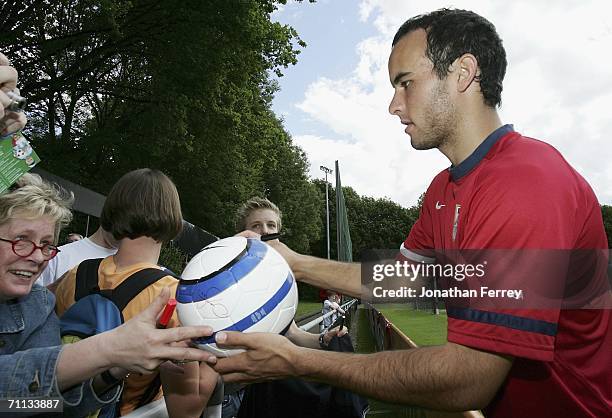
[262,133,322,254]
[312,180,420,261]
[1,0,318,239]
[602,205,612,248]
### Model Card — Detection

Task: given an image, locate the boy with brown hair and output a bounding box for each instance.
[55,168,215,417]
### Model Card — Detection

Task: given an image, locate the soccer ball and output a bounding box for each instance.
[176,236,298,357]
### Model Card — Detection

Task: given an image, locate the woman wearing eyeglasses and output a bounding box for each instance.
[0,173,218,416]
[0,173,126,415]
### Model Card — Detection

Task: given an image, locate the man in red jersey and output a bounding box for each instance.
[209,9,611,417]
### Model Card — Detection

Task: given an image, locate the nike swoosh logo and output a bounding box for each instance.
[435,201,445,210]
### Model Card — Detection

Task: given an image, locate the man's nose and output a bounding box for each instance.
[388,89,403,116]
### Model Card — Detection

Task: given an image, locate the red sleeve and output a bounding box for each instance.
[401,190,436,263]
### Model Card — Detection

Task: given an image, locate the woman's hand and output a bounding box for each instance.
[100,288,215,374]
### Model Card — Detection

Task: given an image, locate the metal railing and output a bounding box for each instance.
[298,298,358,332]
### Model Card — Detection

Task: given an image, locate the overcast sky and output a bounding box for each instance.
[271,0,612,207]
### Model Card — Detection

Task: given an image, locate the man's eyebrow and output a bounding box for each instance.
[392,71,413,86]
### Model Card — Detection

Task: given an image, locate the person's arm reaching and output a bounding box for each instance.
[285,321,347,349]
[161,360,218,418]
[329,301,345,315]
[235,232,362,297]
[55,288,215,391]
[211,331,513,412]
[268,240,363,298]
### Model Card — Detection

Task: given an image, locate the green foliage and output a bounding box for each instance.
[297,281,322,302]
[602,205,612,248]
[263,138,323,253]
[159,243,188,275]
[312,180,420,261]
[1,0,320,238]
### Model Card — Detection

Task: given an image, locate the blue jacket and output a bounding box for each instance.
[0,284,121,417]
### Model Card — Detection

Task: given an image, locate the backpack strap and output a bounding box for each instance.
[74,258,105,301]
[110,268,177,409]
[106,268,176,312]
[72,261,176,413]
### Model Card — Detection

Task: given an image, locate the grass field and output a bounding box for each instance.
[355,306,428,418]
[296,302,447,346]
[295,301,321,319]
[376,305,448,346]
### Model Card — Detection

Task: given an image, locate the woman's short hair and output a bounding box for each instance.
[0,173,73,241]
[235,197,282,232]
[100,168,183,242]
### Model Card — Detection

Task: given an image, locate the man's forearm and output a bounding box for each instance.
[292,342,511,411]
[293,255,362,297]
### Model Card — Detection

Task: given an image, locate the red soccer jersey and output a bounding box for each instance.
[402,125,611,417]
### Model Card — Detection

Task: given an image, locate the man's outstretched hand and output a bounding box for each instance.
[209,331,301,384]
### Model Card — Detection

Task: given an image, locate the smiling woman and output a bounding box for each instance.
[0,174,73,301]
[0,174,126,414]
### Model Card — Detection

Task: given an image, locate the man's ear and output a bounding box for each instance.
[455,53,479,93]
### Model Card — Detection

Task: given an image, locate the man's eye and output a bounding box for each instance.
[400,80,412,88]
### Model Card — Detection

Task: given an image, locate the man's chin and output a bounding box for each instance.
[410,138,437,151]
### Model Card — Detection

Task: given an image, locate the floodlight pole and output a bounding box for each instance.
[320,165,333,260]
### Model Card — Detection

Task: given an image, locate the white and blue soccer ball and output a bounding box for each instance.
[176,236,298,357]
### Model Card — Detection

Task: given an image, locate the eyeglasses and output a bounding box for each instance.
[0,238,60,260]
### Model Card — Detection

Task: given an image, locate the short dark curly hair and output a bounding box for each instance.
[392,8,507,108]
